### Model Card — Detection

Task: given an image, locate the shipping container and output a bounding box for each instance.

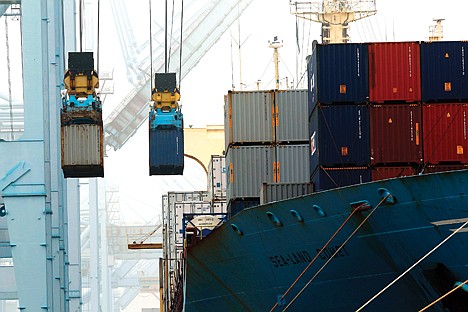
[275,89,310,142]
[422,103,468,164]
[307,41,369,109]
[368,42,421,103]
[370,104,422,165]
[421,164,468,174]
[371,166,417,181]
[311,166,371,192]
[260,182,313,205]
[149,127,184,175]
[227,198,260,219]
[61,124,104,178]
[174,201,212,247]
[225,90,275,149]
[207,155,227,201]
[275,144,310,183]
[212,200,227,214]
[309,105,370,173]
[420,41,468,102]
[226,145,275,200]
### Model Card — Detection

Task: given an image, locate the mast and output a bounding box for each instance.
[429,18,444,42]
[269,36,283,89]
[290,0,377,44]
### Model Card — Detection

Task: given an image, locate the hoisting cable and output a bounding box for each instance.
[283,193,391,311]
[149,0,153,94]
[167,0,175,69]
[178,0,184,91]
[97,0,100,75]
[270,200,368,312]
[356,219,468,312]
[79,0,83,52]
[4,15,14,140]
[419,279,468,312]
[164,0,168,73]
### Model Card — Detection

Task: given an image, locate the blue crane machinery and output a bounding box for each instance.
[61,52,104,178]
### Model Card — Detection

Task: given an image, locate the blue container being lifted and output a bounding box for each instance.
[420,41,468,102]
[309,104,370,174]
[149,73,184,175]
[307,41,369,113]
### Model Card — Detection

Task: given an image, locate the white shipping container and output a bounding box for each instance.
[212,200,227,214]
[61,124,103,166]
[208,155,227,200]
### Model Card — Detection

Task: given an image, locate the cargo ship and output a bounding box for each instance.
[161,2,468,311]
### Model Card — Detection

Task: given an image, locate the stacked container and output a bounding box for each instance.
[307,42,372,191]
[420,41,468,173]
[368,42,422,178]
[224,89,310,216]
[207,155,227,218]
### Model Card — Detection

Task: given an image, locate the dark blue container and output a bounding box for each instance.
[227,198,260,219]
[421,41,468,102]
[307,41,369,113]
[311,166,371,192]
[309,105,370,175]
[149,127,184,175]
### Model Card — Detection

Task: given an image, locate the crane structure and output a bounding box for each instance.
[429,18,444,41]
[290,0,377,43]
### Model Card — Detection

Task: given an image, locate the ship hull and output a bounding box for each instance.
[183,170,468,311]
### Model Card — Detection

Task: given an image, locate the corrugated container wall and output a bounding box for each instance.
[307,42,369,109]
[370,104,422,165]
[207,155,227,201]
[224,91,274,150]
[275,90,309,142]
[311,167,371,192]
[149,128,184,175]
[260,182,313,205]
[368,42,421,103]
[420,41,468,102]
[371,166,417,181]
[61,124,104,178]
[422,103,468,164]
[226,145,275,200]
[275,144,310,183]
[309,105,370,172]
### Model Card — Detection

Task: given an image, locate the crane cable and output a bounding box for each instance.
[356,219,468,312]
[270,200,369,312]
[149,0,153,96]
[283,194,391,311]
[178,0,184,91]
[4,15,14,140]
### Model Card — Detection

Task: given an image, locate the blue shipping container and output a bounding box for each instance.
[149,127,184,175]
[309,105,370,174]
[421,41,468,102]
[227,198,260,219]
[307,41,369,112]
[311,167,371,192]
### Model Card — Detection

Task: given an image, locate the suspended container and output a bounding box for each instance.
[149,73,184,175]
[422,103,468,164]
[420,41,468,102]
[311,166,371,192]
[368,42,421,103]
[309,105,370,174]
[224,90,275,150]
[370,104,422,165]
[275,90,309,143]
[307,41,369,111]
[61,52,104,178]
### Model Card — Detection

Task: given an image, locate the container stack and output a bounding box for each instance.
[307,42,372,191]
[419,41,468,173]
[225,90,310,217]
[368,42,423,179]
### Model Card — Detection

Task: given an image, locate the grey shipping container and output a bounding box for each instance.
[61,124,104,178]
[260,182,313,205]
[225,90,275,150]
[275,144,310,183]
[275,90,309,142]
[226,145,275,200]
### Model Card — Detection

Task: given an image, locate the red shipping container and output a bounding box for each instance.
[368,42,421,103]
[371,166,417,181]
[422,103,468,164]
[370,104,422,164]
[422,164,468,174]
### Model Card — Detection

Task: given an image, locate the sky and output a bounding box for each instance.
[1,0,468,224]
